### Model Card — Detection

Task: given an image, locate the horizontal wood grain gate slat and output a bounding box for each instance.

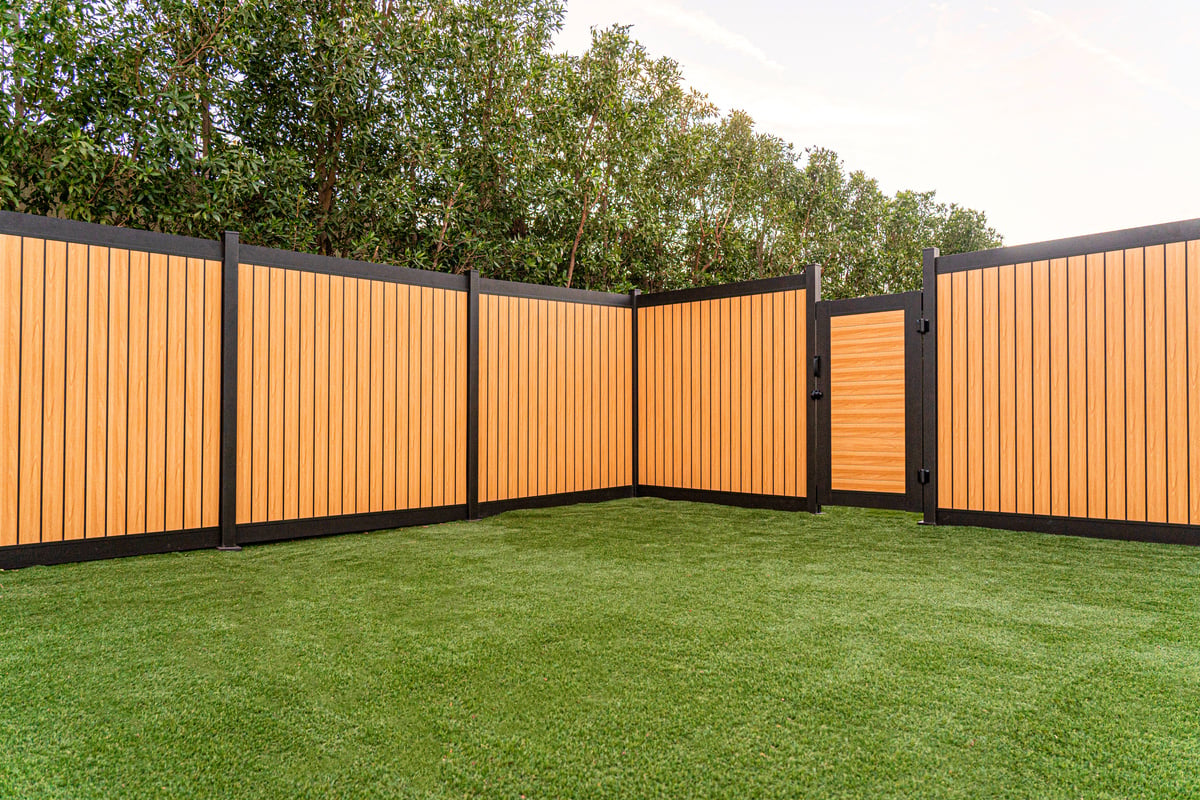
[814,292,923,511]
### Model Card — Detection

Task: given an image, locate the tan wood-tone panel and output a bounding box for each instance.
[565,301,577,494]
[660,303,673,488]
[636,306,646,489]
[355,280,371,513]
[505,297,519,499]
[515,297,529,498]
[1084,253,1106,519]
[369,281,384,513]
[829,309,905,494]
[591,304,603,490]
[714,300,727,491]
[1031,260,1051,515]
[429,287,444,508]
[1144,245,1167,524]
[0,236,21,547]
[998,264,1016,514]
[1049,258,1069,517]
[967,269,983,510]
[266,267,285,522]
[1165,242,1188,525]
[341,278,358,512]
[982,267,999,511]
[164,255,186,532]
[105,249,129,537]
[653,304,664,487]
[382,282,396,511]
[479,296,492,501]
[784,293,798,497]
[536,300,548,495]
[398,283,412,506]
[1189,241,1200,524]
[282,270,300,519]
[771,293,785,496]
[202,260,221,528]
[750,294,764,495]
[85,247,111,538]
[621,306,631,488]
[952,271,968,510]
[675,302,687,488]
[1066,255,1086,518]
[797,289,807,494]
[126,251,149,534]
[407,285,423,507]
[18,239,44,544]
[235,264,253,523]
[937,273,952,508]
[738,296,753,493]
[420,287,435,507]
[1123,250,1147,521]
[41,240,67,541]
[145,252,168,532]
[183,258,204,530]
[313,274,330,518]
[299,271,316,520]
[327,275,344,517]
[495,296,509,500]
[1014,263,1033,515]
[1102,252,1126,521]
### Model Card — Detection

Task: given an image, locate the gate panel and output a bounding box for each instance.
[816,292,923,511]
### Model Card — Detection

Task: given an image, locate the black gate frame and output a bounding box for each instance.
[813,291,924,512]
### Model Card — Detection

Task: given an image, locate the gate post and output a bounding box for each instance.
[805,264,822,513]
[219,232,241,550]
[920,247,939,525]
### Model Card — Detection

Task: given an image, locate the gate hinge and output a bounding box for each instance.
[917,468,930,485]
[915,317,930,334]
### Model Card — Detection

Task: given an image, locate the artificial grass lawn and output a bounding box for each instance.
[1,501,1199,799]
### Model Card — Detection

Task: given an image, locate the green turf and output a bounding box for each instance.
[1,499,1199,799]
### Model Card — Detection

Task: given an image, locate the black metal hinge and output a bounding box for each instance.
[915,318,930,334]
[917,468,930,485]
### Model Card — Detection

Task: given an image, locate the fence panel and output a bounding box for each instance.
[233,250,468,542]
[637,275,812,508]
[477,282,632,512]
[932,220,1200,544]
[0,216,224,564]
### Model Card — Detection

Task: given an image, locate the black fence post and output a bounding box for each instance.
[466,269,480,520]
[630,288,640,497]
[219,232,241,550]
[920,247,939,525]
[805,264,822,513]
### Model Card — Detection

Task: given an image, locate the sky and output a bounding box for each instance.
[554,1,1200,247]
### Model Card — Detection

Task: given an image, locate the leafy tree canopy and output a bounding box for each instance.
[0,0,1002,297]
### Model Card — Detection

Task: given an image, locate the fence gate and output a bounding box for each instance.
[813,291,924,511]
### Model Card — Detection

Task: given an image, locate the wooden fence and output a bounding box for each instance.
[4,209,1200,568]
[927,219,1200,543]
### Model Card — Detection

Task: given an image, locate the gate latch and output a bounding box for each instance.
[917,468,930,485]
[915,317,930,334]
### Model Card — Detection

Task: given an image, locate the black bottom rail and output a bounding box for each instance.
[478,487,634,517]
[638,486,808,512]
[237,505,468,545]
[0,528,220,570]
[938,509,1200,547]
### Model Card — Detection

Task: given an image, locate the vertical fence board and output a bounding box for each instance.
[951,271,967,509]
[202,260,221,528]
[299,271,315,520]
[1032,260,1051,515]
[998,264,1015,514]
[86,247,110,538]
[327,275,344,517]
[1049,258,1069,517]
[1124,248,1147,522]
[1066,255,1086,518]
[356,280,371,514]
[1145,246,1167,523]
[127,252,148,534]
[967,269,983,511]
[105,249,128,538]
[1104,251,1126,521]
[1085,253,1106,519]
[282,268,300,521]
[18,239,44,544]
[1165,242,1188,525]
[0,236,20,547]
[1189,241,1200,525]
[41,240,66,542]
[1014,263,1033,514]
[184,258,204,530]
[982,267,999,512]
[315,274,330,519]
[267,267,285,522]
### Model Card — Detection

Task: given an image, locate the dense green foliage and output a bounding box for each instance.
[1,501,1197,798]
[1,0,1002,296]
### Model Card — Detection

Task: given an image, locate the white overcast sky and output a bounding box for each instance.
[554,1,1200,246]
